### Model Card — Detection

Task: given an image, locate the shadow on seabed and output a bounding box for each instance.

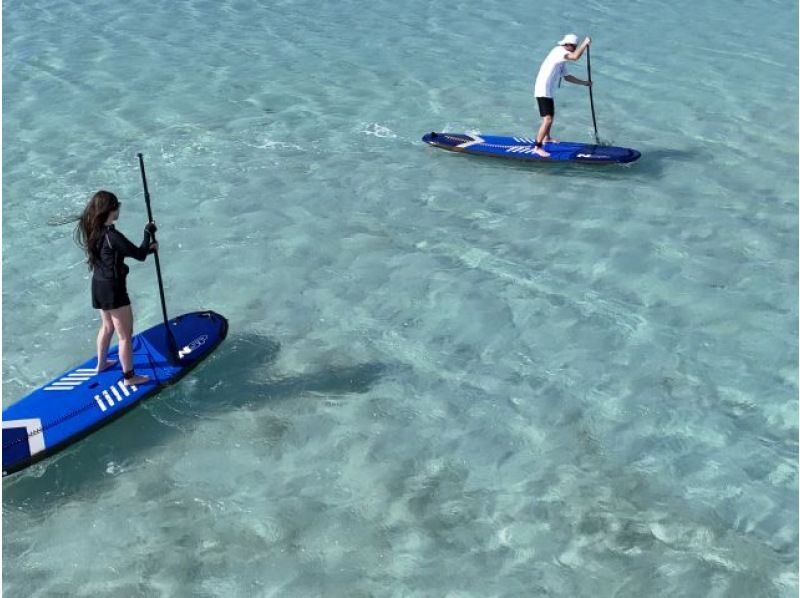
[2,332,390,508]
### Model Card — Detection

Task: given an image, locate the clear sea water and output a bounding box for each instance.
[2,0,797,596]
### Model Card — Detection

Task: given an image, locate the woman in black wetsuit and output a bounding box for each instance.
[76,190,158,386]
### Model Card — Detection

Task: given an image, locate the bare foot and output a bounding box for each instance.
[532,146,551,158]
[96,359,118,373]
[124,374,150,386]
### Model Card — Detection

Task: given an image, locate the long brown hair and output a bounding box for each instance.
[75,190,120,269]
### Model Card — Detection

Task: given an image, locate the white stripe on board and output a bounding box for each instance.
[110,386,123,403]
[117,382,130,397]
[94,395,107,412]
[103,390,114,408]
[507,146,537,154]
[2,418,46,455]
[43,387,73,391]
[455,134,486,149]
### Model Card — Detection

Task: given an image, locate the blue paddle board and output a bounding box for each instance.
[2,310,228,476]
[422,132,640,164]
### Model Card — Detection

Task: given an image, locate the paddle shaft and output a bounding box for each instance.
[137,153,179,362]
[586,46,600,144]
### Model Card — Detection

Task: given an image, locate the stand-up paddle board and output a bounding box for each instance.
[422,132,640,164]
[2,310,228,476]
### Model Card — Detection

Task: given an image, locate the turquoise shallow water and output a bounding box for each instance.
[3,0,798,596]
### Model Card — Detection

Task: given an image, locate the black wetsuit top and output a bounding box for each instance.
[90,225,152,310]
[92,225,152,282]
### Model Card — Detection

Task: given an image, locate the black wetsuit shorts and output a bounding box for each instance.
[91,278,131,310]
[537,97,555,117]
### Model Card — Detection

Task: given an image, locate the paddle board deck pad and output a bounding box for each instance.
[2,310,228,476]
[422,132,641,164]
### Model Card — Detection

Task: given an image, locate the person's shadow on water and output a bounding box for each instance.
[2,332,389,508]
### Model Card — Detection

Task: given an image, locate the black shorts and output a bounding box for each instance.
[92,277,131,311]
[537,97,555,117]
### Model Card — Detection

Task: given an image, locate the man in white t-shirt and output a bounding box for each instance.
[532,33,592,157]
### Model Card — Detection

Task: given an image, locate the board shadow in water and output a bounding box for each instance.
[2,332,389,508]
[629,147,702,178]
[435,145,701,182]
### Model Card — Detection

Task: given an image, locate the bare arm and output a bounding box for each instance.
[565,36,591,61]
[563,74,591,87]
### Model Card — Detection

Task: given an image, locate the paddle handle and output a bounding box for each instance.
[586,46,600,144]
[138,153,156,224]
[137,153,179,362]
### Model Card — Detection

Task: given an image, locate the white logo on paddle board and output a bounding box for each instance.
[178,335,208,359]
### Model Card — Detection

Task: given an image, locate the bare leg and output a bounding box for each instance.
[534,115,553,157]
[109,305,149,386]
[96,310,117,372]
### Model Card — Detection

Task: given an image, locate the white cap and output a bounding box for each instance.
[558,34,579,46]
